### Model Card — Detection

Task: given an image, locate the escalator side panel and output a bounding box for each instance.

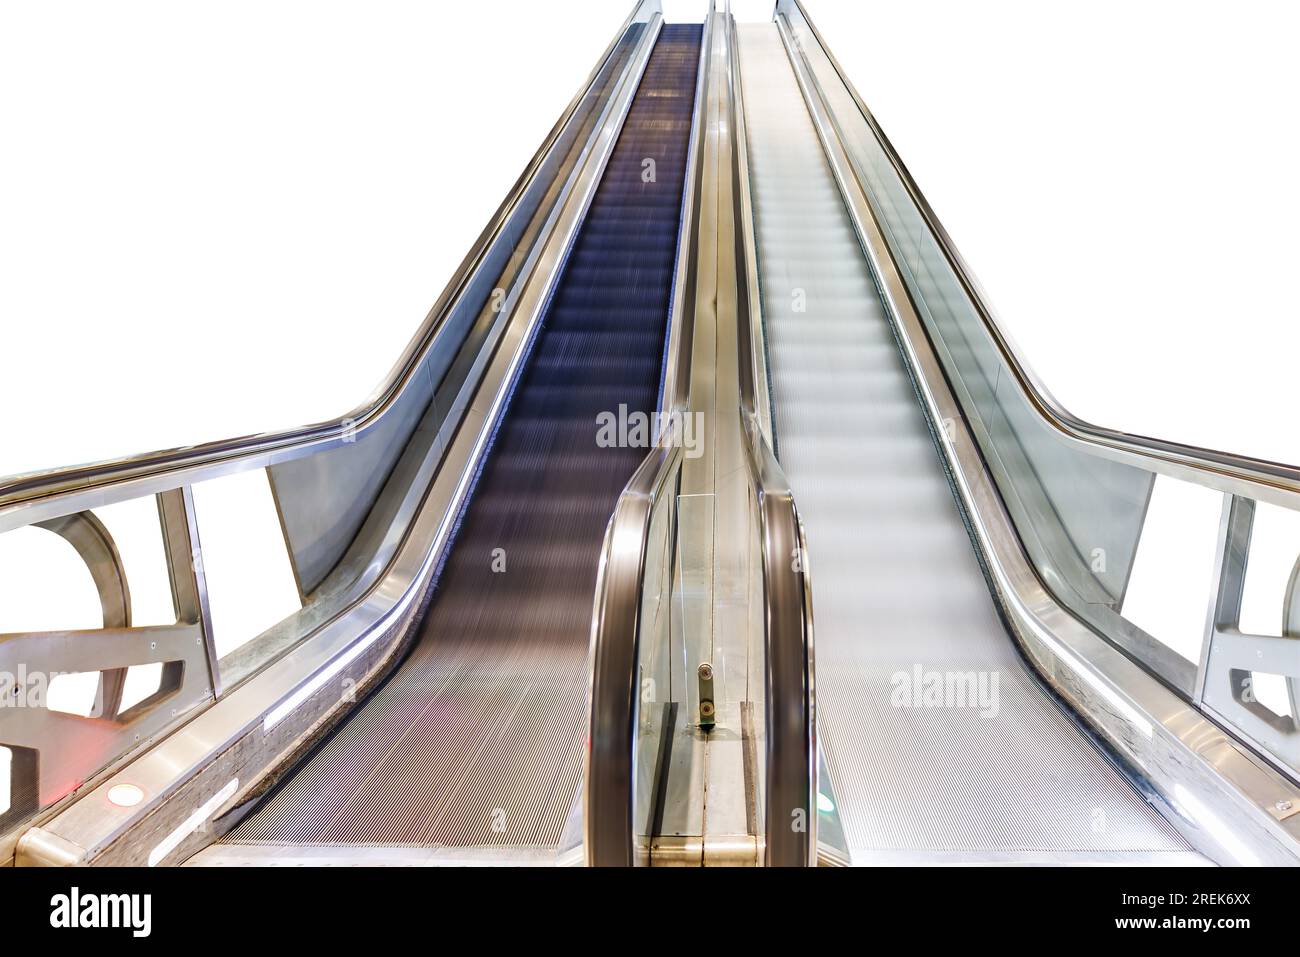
[228,25,703,851]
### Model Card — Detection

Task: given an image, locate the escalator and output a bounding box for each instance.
[192,24,703,865]
[9,1,1299,871]
[736,22,1201,865]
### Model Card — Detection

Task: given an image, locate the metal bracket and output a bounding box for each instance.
[697,661,716,732]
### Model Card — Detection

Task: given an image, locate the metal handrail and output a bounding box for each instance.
[778,0,1300,508]
[584,442,682,866]
[738,414,817,865]
[0,0,658,512]
[726,8,816,867]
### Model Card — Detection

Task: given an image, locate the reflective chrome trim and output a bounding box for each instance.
[725,7,816,867]
[774,7,1300,865]
[659,3,713,419]
[584,443,683,866]
[739,416,817,867]
[728,11,771,446]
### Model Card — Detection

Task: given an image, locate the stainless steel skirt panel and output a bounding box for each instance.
[738,23,1191,862]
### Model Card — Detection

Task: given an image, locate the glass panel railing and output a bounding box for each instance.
[631,461,686,859]
[776,0,1299,780]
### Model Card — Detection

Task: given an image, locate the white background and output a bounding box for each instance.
[2,0,1299,796]
[3,0,1298,476]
